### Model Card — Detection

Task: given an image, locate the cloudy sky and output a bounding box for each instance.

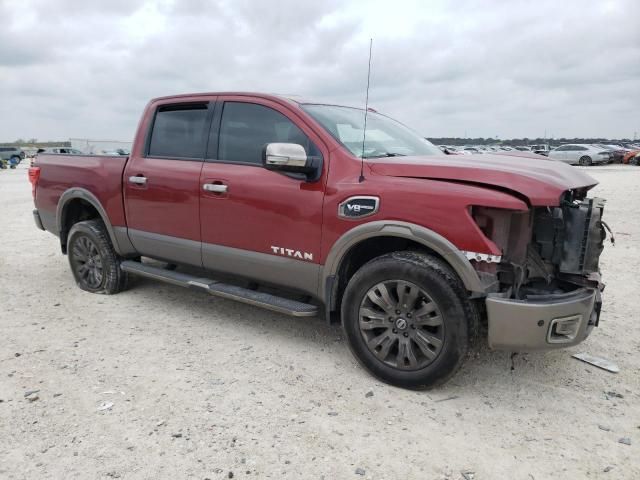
[1,0,638,142]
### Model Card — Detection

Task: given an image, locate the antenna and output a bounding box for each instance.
[359,38,373,183]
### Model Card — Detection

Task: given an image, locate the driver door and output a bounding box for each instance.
[198,97,328,295]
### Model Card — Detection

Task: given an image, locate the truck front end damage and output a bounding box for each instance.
[470,191,607,350]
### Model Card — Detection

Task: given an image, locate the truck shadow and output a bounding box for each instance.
[125,271,577,390]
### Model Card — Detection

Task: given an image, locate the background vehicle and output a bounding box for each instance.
[37,147,83,155]
[461,146,484,154]
[529,144,550,156]
[438,145,467,155]
[594,144,627,163]
[0,147,24,168]
[29,92,607,389]
[622,148,640,164]
[548,144,611,166]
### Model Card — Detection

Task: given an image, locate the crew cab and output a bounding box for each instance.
[29,92,608,388]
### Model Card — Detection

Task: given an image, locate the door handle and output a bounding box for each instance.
[129,175,147,185]
[203,183,228,193]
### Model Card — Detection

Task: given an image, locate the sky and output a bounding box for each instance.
[0,0,638,142]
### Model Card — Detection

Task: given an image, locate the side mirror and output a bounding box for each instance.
[262,143,320,180]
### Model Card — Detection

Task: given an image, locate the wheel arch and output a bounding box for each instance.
[56,188,135,256]
[321,221,486,323]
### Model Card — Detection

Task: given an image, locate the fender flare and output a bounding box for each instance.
[56,188,136,256]
[320,220,487,308]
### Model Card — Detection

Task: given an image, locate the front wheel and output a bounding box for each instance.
[67,219,128,294]
[341,251,474,389]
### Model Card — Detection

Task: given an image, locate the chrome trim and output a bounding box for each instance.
[203,183,228,193]
[337,196,380,220]
[128,176,147,185]
[462,251,502,263]
[264,143,307,167]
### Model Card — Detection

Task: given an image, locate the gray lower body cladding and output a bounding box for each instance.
[486,288,601,350]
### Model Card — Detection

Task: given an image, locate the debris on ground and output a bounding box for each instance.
[598,425,611,431]
[461,471,476,480]
[97,401,114,411]
[355,467,366,476]
[435,395,459,402]
[604,466,613,472]
[618,437,631,446]
[24,390,40,402]
[572,353,620,373]
[365,391,374,398]
[604,391,623,399]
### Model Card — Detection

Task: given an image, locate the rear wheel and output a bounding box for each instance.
[341,251,473,389]
[67,219,128,294]
[579,156,592,166]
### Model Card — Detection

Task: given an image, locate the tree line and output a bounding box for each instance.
[427,137,637,146]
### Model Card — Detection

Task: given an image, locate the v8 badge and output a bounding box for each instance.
[338,196,380,219]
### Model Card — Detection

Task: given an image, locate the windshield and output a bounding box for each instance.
[301,104,441,158]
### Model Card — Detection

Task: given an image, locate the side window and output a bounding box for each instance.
[576,146,588,151]
[148,103,209,159]
[217,102,318,165]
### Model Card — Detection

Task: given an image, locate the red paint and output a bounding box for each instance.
[33,92,599,264]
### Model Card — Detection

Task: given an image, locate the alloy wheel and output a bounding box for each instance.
[71,236,104,289]
[358,280,445,370]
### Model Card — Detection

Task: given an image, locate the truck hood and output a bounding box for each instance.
[367,154,598,206]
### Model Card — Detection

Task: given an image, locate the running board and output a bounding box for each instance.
[120,260,318,317]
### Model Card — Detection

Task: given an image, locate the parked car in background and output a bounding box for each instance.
[462,146,484,154]
[40,148,83,154]
[514,146,531,152]
[530,145,550,156]
[438,145,467,155]
[594,144,627,163]
[0,147,24,168]
[548,144,611,166]
[622,148,640,164]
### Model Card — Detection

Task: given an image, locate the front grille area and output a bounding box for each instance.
[559,197,606,275]
[532,197,607,277]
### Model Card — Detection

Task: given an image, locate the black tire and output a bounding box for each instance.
[579,156,592,166]
[341,251,475,389]
[67,219,128,294]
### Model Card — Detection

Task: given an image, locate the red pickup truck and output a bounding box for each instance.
[30,92,607,388]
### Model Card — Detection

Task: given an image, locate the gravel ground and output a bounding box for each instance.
[1,162,638,479]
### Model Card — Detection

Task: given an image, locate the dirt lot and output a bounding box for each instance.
[0,162,638,479]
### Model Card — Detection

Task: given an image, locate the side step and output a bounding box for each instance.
[120,260,318,317]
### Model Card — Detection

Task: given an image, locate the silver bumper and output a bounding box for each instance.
[486,288,600,351]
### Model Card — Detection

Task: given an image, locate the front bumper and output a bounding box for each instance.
[486,288,600,351]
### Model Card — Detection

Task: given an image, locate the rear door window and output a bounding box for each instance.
[148,103,209,159]
[215,102,317,165]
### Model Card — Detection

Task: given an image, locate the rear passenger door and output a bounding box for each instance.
[123,98,215,266]
[198,96,328,296]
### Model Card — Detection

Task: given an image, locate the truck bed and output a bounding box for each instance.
[34,154,129,235]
